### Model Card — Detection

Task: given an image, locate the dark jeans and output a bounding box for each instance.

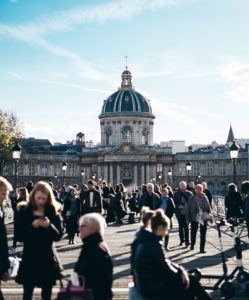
[191,221,207,251]
[23,284,52,300]
[177,215,189,245]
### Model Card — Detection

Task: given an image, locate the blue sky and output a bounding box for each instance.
[0,0,249,145]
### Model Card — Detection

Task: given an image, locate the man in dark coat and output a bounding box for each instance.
[75,213,113,300]
[83,181,102,214]
[142,183,161,210]
[0,177,12,300]
[173,181,192,247]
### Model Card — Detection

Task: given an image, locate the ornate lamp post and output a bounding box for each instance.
[229,140,239,184]
[185,161,192,183]
[12,142,22,191]
[62,161,68,185]
[92,173,96,181]
[152,176,156,185]
[158,174,162,185]
[81,169,85,184]
[168,168,172,186]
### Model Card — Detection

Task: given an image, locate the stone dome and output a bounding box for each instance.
[100,69,154,117]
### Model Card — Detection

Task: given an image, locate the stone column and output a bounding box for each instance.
[134,164,137,186]
[146,164,150,183]
[109,164,113,185]
[104,164,108,182]
[141,164,145,184]
[117,164,120,184]
[97,165,102,180]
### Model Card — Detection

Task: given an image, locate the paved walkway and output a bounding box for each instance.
[2,216,249,299]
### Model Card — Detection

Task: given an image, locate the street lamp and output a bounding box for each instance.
[92,173,96,181]
[152,176,156,184]
[62,161,68,185]
[230,140,239,184]
[196,173,201,184]
[158,174,162,184]
[185,161,192,183]
[99,176,102,185]
[54,173,58,189]
[168,168,172,186]
[81,169,85,184]
[12,141,22,191]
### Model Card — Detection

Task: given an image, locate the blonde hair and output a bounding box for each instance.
[0,176,13,193]
[28,181,60,214]
[79,213,106,236]
[140,206,154,226]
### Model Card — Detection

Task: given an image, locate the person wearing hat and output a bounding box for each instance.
[83,181,102,214]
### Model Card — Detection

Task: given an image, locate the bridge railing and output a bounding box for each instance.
[212,196,226,218]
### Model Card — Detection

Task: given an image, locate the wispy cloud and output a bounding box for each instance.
[222,61,249,104]
[0,0,195,39]
[8,71,111,95]
[0,0,196,82]
[227,84,249,104]
[222,61,249,82]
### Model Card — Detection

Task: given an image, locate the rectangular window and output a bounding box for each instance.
[157,164,162,172]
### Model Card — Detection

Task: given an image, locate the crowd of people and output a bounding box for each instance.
[0,175,249,300]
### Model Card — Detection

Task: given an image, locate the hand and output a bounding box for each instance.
[32,219,42,228]
[181,270,190,289]
[39,217,50,228]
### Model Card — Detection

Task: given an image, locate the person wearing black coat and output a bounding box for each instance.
[159,187,175,250]
[225,183,244,220]
[83,181,102,214]
[0,177,13,300]
[142,183,161,210]
[15,181,63,300]
[62,187,80,244]
[74,213,113,300]
[134,209,211,300]
[130,207,154,283]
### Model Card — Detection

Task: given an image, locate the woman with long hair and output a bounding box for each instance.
[16,181,63,300]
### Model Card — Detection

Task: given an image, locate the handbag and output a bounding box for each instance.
[56,274,94,300]
[195,198,213,225]
[202,212,214,223]
[196,208,204,225]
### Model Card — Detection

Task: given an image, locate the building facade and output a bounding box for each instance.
[3,70,249,194]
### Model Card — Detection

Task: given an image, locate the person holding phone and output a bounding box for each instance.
[16,181,63,300]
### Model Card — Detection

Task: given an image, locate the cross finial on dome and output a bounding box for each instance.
[125,55,128,70]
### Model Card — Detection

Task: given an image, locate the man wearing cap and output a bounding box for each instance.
[83,181,102,214]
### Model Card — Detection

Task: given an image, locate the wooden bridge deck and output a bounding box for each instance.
[2,216,249,299]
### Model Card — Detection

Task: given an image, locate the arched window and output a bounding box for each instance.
[141,128,149,145]
[105,127,112,145]
[122,126,132,143]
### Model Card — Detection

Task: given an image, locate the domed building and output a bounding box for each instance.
[92,68,172,185]
[7,68,173,187]
[99,68,155,147]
